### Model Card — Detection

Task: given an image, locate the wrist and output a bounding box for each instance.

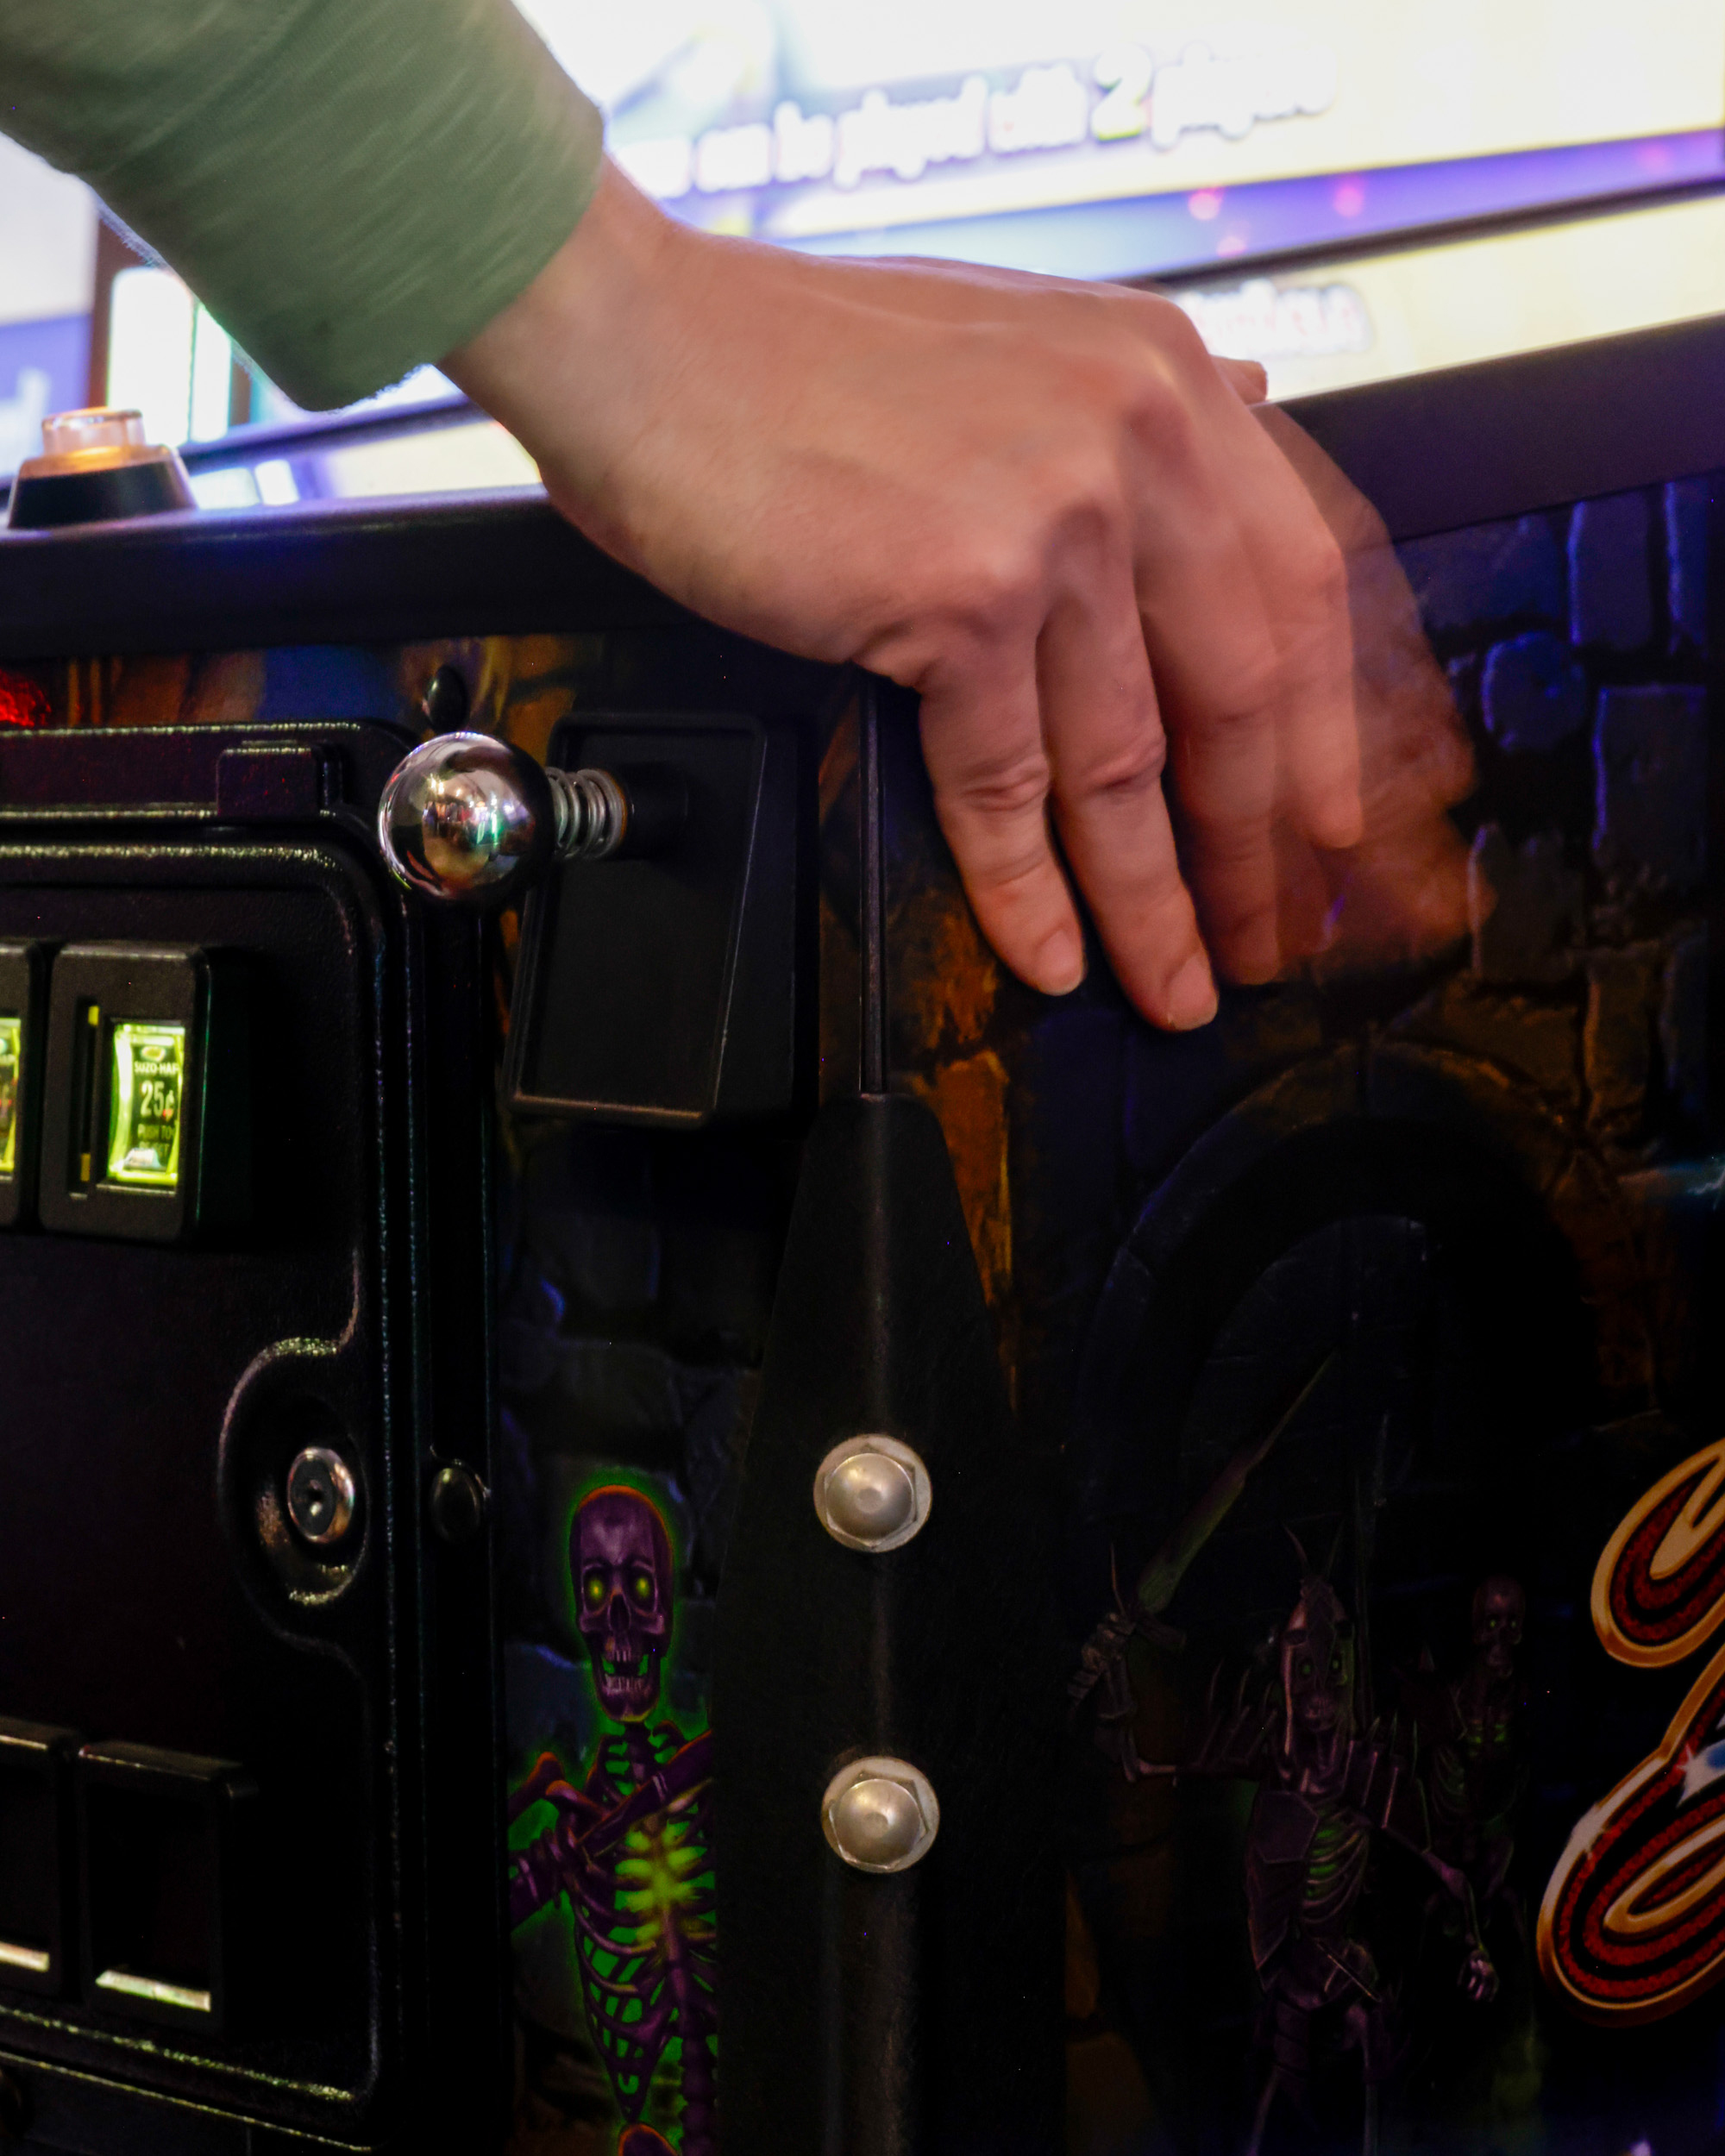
[442,160,693,525]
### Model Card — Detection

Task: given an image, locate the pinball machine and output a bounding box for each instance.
[0,310,1722,2156]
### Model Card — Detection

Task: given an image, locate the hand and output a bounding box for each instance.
[1250,408,1475,975]
[446,160,1361,1031]
[1460,1945,1499,2004]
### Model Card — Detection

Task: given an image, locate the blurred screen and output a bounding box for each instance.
[1170,185,1725,398]
[8,0,1725,496]
[519,0,1725,271]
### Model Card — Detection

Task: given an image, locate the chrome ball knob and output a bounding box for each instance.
[376,733,555,906]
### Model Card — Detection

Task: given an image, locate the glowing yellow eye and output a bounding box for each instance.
[583,1574,606,1608]
[630,1570,654,1606]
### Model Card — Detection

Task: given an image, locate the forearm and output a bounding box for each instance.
[0,0,603,410]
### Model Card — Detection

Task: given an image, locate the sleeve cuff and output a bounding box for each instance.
[35,0,605,411]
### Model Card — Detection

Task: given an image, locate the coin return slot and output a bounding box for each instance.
[78,1745,253,2031]
[0,1720,76,1995]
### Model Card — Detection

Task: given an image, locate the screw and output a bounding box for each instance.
[429,1463,488,1545]
[812,1436,930,1553]
[285,1446,357,1547]
[821,1756,940,1874]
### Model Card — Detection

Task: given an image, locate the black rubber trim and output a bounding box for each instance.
[2,309,1723,656]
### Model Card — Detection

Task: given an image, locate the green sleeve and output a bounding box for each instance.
[0,0,605,410]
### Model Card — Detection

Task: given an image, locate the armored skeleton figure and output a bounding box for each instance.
[1088,1558,1496,2153]
[1195,1569,1496,2152]
[509,1488,717,2156]
[1405,1576,1527,1918]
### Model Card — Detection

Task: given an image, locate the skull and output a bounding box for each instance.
[1279,1571,1355,1753]
[573,1487,673,1723]
[1471,1575,1525,1677]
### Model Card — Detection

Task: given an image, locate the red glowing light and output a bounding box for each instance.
[0,674,49,730]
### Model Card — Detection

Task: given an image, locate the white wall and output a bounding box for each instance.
[0,135,98,327]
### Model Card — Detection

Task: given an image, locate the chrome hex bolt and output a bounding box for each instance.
[821,1756,941,1874]
[812,1435,931,1553]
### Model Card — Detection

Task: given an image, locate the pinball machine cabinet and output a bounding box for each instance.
[0,313,1722,2155]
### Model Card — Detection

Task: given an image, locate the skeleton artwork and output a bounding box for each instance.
[1188,1564,1498,2155]
[1076,1499,1497,2156]
[509,1487,717,2156]
[1070,1354,1336,1773]
[1403,1576,1527,1922]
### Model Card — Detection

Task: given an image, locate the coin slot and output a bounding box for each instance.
[0,1015,21,1181]
[38,945,248,1242]
[68,1001,101,1190]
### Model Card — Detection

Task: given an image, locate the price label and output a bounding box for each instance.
[106,1022,186,1189]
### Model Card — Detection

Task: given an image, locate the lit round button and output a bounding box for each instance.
[822,1757,940,1873]
[41,408,147,456]
[812,1435,930,1553]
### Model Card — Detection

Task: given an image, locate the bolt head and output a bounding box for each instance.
[285,1446,357,1547]
[822,1756,940,1873]
[812,1435,930,1552]
[429,1462,488,1545]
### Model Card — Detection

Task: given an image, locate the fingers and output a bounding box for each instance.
[916,649,1087,1000]
[1218,411,1362,856]
[1041,567,1217,1029]
[1123,442,1294,986]
[1214,354,1269,404]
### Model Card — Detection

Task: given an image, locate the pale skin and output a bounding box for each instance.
[448,161,1460,1031]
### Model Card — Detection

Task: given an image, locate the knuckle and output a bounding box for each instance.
[1071,725,1167,805]
[938,545,1044,641]
[1289,526,1349,620]
[949,745,1054,827]
[1206,655,1283,734]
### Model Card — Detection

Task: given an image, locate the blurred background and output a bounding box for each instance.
[5,0,1725,507]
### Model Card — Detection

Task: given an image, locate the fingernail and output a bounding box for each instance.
[1165,953,1218,1031]
[1038,927,1085,996]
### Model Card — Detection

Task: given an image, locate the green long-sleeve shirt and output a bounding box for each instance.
[0,0,605,409]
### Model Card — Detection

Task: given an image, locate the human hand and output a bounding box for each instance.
[1250,407,1474,975]
[446,160,1362,1030]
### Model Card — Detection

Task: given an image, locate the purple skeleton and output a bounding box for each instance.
[1097,1562,1496,2156]
[509,1487,716,2156]
[1404,1576,1527,1920]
